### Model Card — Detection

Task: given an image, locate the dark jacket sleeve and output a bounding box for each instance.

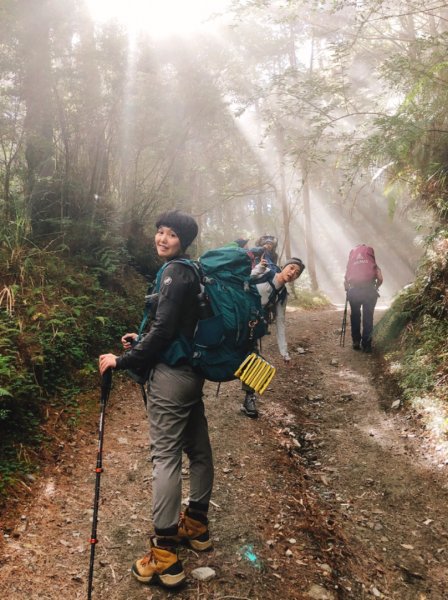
[115,262,197,371]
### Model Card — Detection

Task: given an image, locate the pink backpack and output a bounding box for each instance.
[345,245,377,284]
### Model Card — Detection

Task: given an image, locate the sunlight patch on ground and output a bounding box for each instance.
[334,302,390,311]
[44,479,56,497]
[388,361,402,375]
[352,391,448,466]
[286,305,302,312]
[337,367,369,384]
[413,395,448,452]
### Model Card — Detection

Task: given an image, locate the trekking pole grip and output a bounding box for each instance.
[101,368,112,399]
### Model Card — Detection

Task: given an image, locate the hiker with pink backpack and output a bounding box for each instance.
[344,245,383,352]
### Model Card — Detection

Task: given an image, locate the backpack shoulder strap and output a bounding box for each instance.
[138,260,201,339]
[260,271,287,306]
[267,282,287,307]
[155,258,201,290]
[137,280,157,339]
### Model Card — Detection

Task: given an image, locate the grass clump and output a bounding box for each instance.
[288,281,332,310]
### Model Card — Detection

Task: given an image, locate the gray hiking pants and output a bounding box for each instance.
[146,362,214,534]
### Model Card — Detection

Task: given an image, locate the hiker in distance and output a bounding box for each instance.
[251,234,279,271]
[344,244,383,353]
[241,256,306,418]
[99,210,214,589]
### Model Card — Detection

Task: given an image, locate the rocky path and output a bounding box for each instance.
[1,307,448,599]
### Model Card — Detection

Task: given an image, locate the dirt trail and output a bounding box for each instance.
[1,307,448,600]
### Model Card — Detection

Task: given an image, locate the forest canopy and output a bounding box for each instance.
[2,0,446,289]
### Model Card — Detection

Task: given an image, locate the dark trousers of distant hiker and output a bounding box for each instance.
[347,285,379,350]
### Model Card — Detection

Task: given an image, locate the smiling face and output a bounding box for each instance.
[155,226,182,260]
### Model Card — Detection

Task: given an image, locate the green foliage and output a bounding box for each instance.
[374,292,412,352]
[399,315,448,398]
[355,38,448,222]
[0,450,36,499]
[289,287,331,310]
[0,239,147,500]
[376,231,448,406]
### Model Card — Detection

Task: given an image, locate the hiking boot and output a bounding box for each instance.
[362,345,372,353]
[352,342,361,350]
[241,393,258,418]
[177,508,213,551]
[131,537,185,588]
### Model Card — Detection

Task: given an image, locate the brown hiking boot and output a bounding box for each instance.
[177,509,213,551]
[131,537,185,588]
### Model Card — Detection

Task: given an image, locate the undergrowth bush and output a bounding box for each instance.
[0,235,149,500]
[288,281,331,310]
[375,230,448,407]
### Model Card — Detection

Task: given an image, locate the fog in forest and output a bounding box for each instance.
[2,0,444,304]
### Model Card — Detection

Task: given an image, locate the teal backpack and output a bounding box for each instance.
[153,246,266,382]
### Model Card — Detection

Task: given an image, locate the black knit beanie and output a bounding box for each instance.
[155,210,198,250]
[283,257,305,273]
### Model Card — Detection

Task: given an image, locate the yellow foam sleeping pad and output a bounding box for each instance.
[234,353,276,395]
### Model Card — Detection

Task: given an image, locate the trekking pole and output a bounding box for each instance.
[139,384,148,408]
[87,368,112,600]
[340,295,348,347]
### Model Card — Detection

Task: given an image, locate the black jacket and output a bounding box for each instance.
[115,259,200,372]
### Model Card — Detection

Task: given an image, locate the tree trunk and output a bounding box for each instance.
[302,168,318,291]
[275,125,292,261]
[21,0,55,233]
[279,155,291,260]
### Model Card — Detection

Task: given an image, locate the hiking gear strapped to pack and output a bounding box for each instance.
[235,352,276,395]
[130,246,267,383]
[345,245,378,287]
[88,369,112,600]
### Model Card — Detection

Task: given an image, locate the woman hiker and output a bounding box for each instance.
[99,209,214,588]
[241,256,306,418]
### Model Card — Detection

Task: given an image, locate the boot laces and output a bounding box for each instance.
[140,549,156,567]
[178,511,192,535]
